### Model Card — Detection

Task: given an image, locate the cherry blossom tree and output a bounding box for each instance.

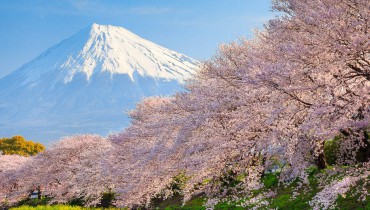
[0,154,31,205]
[107,0,369,207]
[0,135,113,207]
[251,0,370,173]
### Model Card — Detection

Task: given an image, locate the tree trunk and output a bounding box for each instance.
[315,153,326,170]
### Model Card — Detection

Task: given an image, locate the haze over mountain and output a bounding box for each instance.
[0,23,199,144]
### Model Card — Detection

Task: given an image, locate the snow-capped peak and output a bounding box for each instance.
[0,23,199,143]
[60,23,199,83]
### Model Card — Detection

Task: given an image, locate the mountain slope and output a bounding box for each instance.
[0,23,199,144]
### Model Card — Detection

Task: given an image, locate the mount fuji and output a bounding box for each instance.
[0,23,199,144]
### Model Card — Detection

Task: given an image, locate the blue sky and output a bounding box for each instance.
[0,0,274,78]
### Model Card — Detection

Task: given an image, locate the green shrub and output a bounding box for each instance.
[324,135,341,166]
[16,197,51,207]
[262,173,279,189]
[151,172,191,209]
[98,191,115,208]
[306,166,319,176]
[170,172,190,195]
[324,131,370,166]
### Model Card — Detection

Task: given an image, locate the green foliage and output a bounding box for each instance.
[365,130,370,141]
[151,194,183,210]
[170,171,190,195]
[214,202,245,210]
[68,197,85,207]
[0,135,45,156]
[335,178,370,210]
[67,191,116,208]
[262,173,279,189]
[182,196,205,209]
[324,135,341,166]
[16,197,51,207]
[98,191,115,208]
[151,172,191,209]
[336,195,370,210]
[271,194,291,208]
[324,131,370,166]
[306,166,319,176]
[216,169,244,192]
[14,192,118,210]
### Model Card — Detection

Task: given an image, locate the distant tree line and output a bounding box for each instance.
[0,136,45,156]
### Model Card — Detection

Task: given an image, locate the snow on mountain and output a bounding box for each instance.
[0,23,199,144]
